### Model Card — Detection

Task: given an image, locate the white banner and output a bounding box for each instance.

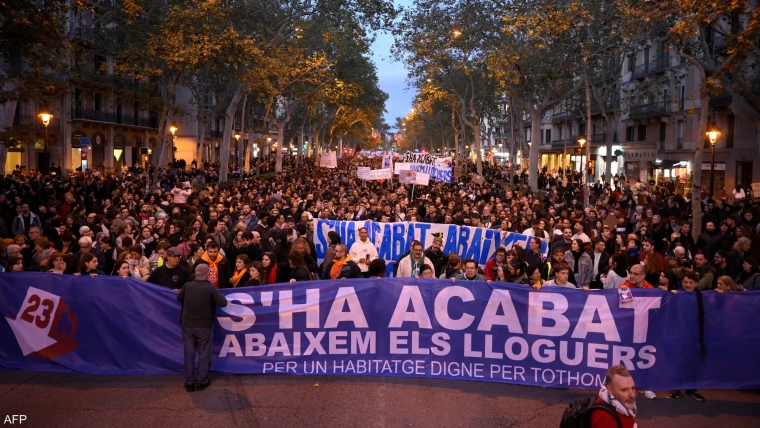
[368,169,392,180]
[394,152,453,182]
[399,170,416,184]
[320,151,337,168]
[357,166,370,179]
[414,172,430,186]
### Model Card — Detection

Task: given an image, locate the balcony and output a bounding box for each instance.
[12,114,61,133]
[709,92,732,107]
[632,55,670,79]
[206,129,224,138]
[552,111,571,122]
[72,108,158,128]
[710,35,728,54]
[630,101,670,120]
[72,26,95,43]
[591,134,607,143]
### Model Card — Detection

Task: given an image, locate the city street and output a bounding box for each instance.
[1,370,759,427]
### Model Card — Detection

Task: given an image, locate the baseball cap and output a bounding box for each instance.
[167,247,183,256]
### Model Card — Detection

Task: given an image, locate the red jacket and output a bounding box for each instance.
[484,258,502,281]
[590,398,636,428]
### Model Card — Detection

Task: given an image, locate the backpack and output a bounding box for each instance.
[559,397,622,428]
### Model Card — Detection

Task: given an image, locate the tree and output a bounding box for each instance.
[394,0,502,176]
[0,0,73,171]
[626,0,760,240]
[490,0,584,190]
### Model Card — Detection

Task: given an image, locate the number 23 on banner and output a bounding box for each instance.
[5,287,79,357]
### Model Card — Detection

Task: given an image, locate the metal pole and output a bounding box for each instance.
[44,125,49,175]
[171,134,176,165]
[710,142,716,196]
[563,140,567,186]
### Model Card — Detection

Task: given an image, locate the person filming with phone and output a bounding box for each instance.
[349,227,378,278]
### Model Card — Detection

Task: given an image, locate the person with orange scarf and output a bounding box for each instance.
[229,255,251,288]
[324,244,362,279]
[193,241,231,288]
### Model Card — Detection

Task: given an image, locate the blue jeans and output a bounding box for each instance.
[183,327,212,385]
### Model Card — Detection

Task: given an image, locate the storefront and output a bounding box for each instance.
[71,131,87,172]
[91,132,106,170]
[621,145,657,183]
[113,134,125,171]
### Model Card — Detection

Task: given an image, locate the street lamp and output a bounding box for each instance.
[38,109,52,175]
[578,137,586,186]
[234,132,241,167]
[707,121,722,196]
[169,121,178,165]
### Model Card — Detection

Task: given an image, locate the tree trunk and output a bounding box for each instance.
[239,94,247,171]
[275,122,285,172]
[451,110,459,162]
[583,64,592,207]
[528,109,542,190]
[152,103,172,188]
[473,123,483,176]
[604,117,614,186]
[219,84,245,182]
[691,91,710,241]
[197,115,206,164]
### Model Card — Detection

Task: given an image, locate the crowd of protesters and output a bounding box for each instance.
[3,153,758,399]
[1,156,757,295]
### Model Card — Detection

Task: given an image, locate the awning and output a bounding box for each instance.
[653,160,685,168]
[79,137,92,148]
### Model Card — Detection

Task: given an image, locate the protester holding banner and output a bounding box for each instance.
[4,148,760,404]
[348,227,378,277]
[396,241,431,278]
[177,264,228,392]
[324,244,362,279]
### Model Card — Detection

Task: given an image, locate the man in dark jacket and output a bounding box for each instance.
[588,238,611,289]
[696,221,722,258]
[177,264,228,392]
[424,237,446,277]
[324,244,362,279]
[192,241,232,288]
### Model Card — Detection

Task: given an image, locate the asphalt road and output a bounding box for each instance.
[1,371,759,428]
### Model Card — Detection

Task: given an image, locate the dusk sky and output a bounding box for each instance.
[370,0,414,130]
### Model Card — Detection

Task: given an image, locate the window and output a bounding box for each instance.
[546,129,551,143]
[644,47,650,67]
[94,94,102,112]
[726,114,735,148]
[638,124,646,141]
[578,123,585,136]
[628,54,635,72]
[679,85,685,110]
[526,129,531,142]
[626,126,634,142]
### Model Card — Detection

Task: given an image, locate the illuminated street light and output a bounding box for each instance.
[169,121,178,164]
[707,121,722,195]
[38,109,53,174]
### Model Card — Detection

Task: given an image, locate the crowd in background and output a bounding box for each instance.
[0,155,756,300]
